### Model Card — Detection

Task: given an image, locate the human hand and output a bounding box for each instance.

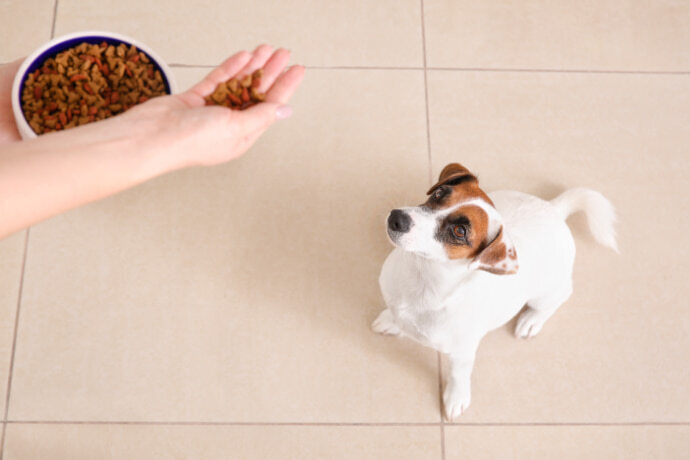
[120,44,305,171]
[1,45,303,167]
[0,45,303,237]
[0,59,22,145]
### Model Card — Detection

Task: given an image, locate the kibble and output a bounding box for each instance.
[21,41,167,135]
[204,69,266,110]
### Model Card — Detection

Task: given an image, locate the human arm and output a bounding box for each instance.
[0,45,304,239]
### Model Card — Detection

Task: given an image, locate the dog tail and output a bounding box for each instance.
[550,188,619,253]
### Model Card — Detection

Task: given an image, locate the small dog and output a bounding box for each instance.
[373,162,618,420]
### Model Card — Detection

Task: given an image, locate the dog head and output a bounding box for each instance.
[386,163,518,275]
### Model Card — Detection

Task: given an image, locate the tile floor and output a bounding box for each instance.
[1,0,689,458]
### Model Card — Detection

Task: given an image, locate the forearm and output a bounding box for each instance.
[0,116,172,238]
[0,46,304,239]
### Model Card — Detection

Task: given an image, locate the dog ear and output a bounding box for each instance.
[469,227,519,275]
[427,163,477,195]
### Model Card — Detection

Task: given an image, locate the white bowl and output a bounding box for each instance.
[11,30,178,140]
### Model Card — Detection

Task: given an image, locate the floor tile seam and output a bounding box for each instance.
[50,0,59,39]
[168,63,690,75]
[5,420,690,426]
[5,420,443,426]
[3,229,30,424]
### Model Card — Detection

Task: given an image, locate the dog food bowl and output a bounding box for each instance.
[11,30,178,139]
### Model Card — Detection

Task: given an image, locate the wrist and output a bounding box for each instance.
[119,99,202,176]
[110,109,185,182]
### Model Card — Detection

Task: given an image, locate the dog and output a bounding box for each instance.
[373,162,618,420]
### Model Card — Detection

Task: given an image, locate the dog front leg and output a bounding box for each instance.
[371,309,402,336]
[444,338,481,420]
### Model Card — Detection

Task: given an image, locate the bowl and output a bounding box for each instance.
[11,30,178,140]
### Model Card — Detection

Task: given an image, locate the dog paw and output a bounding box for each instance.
[515,308,547,339]
[443,378,471,421]
[371,310,401,336]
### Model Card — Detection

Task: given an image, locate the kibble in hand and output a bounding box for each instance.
[204,69,266,110]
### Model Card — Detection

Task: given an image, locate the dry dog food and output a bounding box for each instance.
[21,41,167,135]
[204,69,266,110]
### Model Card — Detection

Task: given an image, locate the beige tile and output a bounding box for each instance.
[0,232,26,416]
[4,423,441,460]
[423,0,690,71]
[54,0,423,67]
[0,0,55,62]
[428,70,690,422]
[8,69,439,422]
[171,67,214,94]
[445,425,690,460]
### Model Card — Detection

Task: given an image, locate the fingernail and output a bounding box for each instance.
[276,105,293,120]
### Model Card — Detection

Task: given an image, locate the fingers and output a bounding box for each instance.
[180,44,303,109]
[236,44,274,79]
[185,50,252,102]
[265,65,305,104]
[257,49,291,92]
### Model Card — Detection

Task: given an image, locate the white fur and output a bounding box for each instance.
[374,188,617,420]
[387,199,504,261]
[550,188,619,253]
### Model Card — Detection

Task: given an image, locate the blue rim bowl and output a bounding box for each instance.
[11,30,178,139]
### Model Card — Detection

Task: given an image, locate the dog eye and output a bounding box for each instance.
[452,225,467,239]
[433,188,445,199]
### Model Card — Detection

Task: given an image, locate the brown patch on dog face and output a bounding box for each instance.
[478,237,507,265]
[438,163,472,182]
[472,227,519,275]
[436,205,489,259]
[427,163,477,196]
[424,178,494,212]
[426,163,494,211]
[423,163,496,260]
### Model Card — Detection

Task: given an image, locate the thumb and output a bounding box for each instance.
[234,102,293,134]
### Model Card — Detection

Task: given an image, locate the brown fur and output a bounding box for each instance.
[443,205,489,259]
[424,163,493,260]
[424,179,494,211]
[426,163,518,275]
[475,228,519,275]
[477,228,507,265]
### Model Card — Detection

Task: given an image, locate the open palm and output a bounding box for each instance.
[123,44,305,168]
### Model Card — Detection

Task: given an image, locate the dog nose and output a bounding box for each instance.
[388,209,412,233]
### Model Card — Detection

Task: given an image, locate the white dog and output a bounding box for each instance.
[373,163,618,420]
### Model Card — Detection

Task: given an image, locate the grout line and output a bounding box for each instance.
[50,0,59,39]
[6,421,443,427]
[304,65,421,71]
[427,67,690,75]
[2,229,30,422]
[420,0,433,193]
[443,422,690,427]
[169,63,216,68]
[420,0,443,454]
[0,422,4,460]
[437,353,446,460]
[169,63,424,71]
[439,419,445,460]
[1,229,30,460]
[4,420,690,426]
[2,229,30,423]
[168,63,690,75]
